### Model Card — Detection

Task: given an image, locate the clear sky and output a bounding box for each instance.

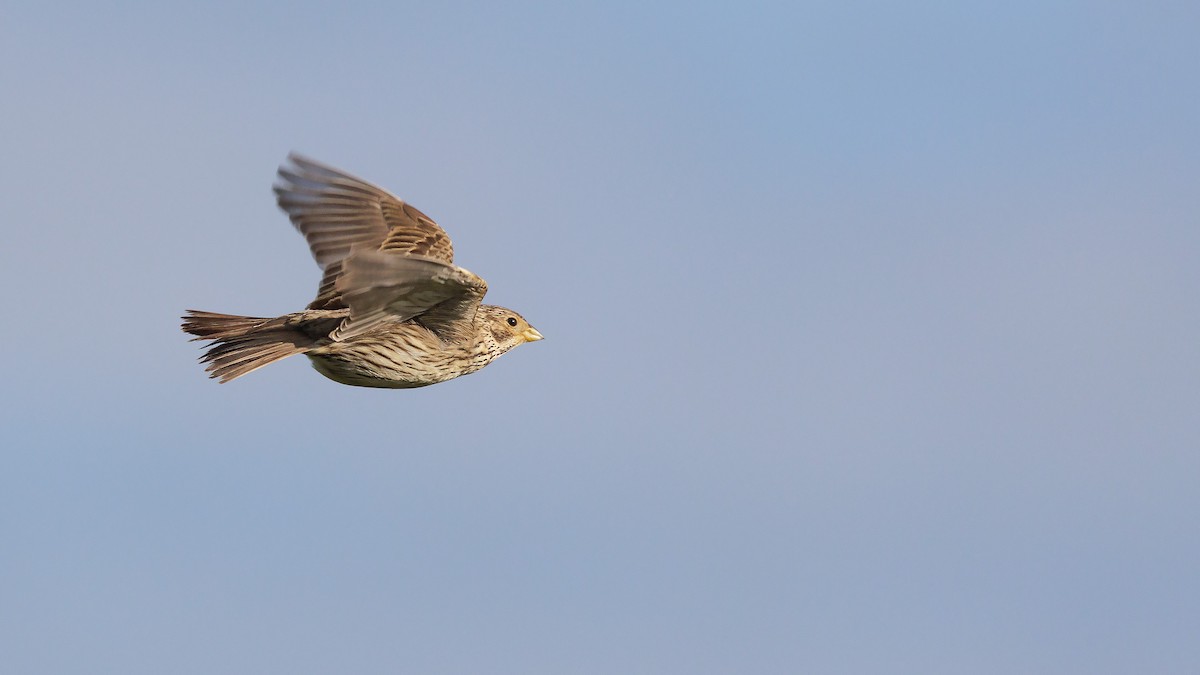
[2,2,1198,673]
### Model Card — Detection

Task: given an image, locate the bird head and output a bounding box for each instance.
[478,305,543,355]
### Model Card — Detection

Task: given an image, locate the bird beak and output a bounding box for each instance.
[522,327,544,343]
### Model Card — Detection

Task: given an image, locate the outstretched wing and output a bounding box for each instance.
[332,249,487,345]
[273,153,455,309]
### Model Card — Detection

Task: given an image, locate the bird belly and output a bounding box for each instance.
[307,355,434,388]
[305,330,478,389]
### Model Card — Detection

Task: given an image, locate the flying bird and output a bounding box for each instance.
[182,154,542,388]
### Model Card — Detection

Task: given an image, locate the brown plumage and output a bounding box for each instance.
[182,154,542,388]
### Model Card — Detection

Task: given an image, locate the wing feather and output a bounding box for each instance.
[333,250,486,344]
[273,153,456,309]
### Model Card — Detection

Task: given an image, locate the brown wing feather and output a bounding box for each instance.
[273,153,456,309]
[333,250,487,345]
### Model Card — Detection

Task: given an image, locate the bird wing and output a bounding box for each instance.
[332,249,487,344]
[273,153,455,310]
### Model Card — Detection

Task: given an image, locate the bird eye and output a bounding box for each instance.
[507,317,518,327]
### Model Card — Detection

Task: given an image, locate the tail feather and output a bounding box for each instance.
[182,310,317,383]
[182,311,271,340]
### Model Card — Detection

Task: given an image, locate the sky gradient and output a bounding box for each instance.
[2,2,1198,673]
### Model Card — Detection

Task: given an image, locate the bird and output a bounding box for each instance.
[182,153,542,388]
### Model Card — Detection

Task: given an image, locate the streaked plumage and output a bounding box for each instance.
[182,154,542,388]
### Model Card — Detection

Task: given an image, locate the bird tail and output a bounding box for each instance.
[182,310,318,383]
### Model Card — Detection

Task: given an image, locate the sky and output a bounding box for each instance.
[1,1,1198,673]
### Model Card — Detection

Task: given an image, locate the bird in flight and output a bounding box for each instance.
[182,154,542,388]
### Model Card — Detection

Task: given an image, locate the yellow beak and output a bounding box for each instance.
[522,327,544,342]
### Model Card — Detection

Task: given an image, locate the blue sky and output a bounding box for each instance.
[2,2,1198,673]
